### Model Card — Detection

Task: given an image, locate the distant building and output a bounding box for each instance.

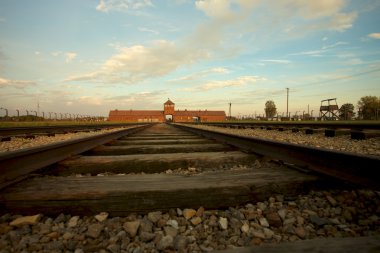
[108,99,226,122]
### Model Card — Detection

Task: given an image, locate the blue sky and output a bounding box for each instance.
[1,0,380,118]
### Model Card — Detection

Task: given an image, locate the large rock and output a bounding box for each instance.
[266,212,282,228]
[86,224,104,238]
[295,226,306,239]
[241,223,249,233]
[164,226,178,237]
[219,217,228,230]
[174,235,189,252]
[148,211,162,223]
[140,231,155,242]
[94,212,109,222]
[310,215,328,226]
[10,214,42,227]
[139,219,153,233]
[183,209,196,220]
[190,217,202,226]
[166,219,179,229]
[123,220,140,237]
[157,235,174,250]
[259,217,269,228]
[67,216,80,228]
[326,196,337,206]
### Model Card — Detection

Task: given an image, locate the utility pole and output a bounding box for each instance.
[286,88,289,118]
[228,102,231,120]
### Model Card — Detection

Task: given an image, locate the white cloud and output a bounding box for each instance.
[0,77,35,89]
[65,52,77,63]
[290,41,348,57]
[51,51,62,57]
[327,12,357,32]
[368,33,380,39]
[96,0,152,12]
[138,27,159,35]
[261,59,291,64]
[66,40,208,84]
[345,58,364,65]
[78,96,104,105]
[170,67,229,82]
[68,1,357,86]
[195,0,234,20]
[181,75,266,91]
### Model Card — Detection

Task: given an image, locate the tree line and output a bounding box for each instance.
[264,96,380,120]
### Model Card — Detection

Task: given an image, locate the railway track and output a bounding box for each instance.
[199,121,380,139]
[1,123,379,213]
[0,123,379,252]
[0,123,145,140]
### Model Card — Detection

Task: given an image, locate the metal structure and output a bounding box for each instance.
[320,98,340,120]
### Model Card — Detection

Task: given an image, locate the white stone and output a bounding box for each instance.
[259,217,269,227]
[263,228,274,239]
[123,220,140,237]
[67,216,80,228]
[219,217,228,230]
[10,214,42,227]
[166,219,179,229]
[241,223,249,233]
[95,212,109,222]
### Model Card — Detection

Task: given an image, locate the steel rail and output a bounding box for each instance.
[198,122,380,130]
[174,124,380,190]
[0,123,149,137]
[0,124,152,189]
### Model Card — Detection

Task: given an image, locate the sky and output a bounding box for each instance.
[1,0,380,118]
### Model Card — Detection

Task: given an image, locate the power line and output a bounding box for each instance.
[293,66,380,88]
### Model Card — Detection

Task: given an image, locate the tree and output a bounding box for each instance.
[357,96,380,120]
[339,103,355,120]
[264,100,277,118]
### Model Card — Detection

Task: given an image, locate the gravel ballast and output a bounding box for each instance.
[0,189,379,252]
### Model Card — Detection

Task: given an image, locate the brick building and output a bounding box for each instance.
[108,99,226,122]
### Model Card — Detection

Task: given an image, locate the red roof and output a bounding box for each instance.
[175,110,226,116]
[109,110,163,116]
[164,99,175,105]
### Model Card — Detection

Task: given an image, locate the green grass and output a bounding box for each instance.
[213,120,380,125]
[0,121,137,128]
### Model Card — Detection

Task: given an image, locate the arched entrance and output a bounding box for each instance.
[165,114,173,122]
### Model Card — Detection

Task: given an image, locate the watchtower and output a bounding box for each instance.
[320,98,340,120]
[164,99,175,121]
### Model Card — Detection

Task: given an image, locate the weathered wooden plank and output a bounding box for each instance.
[119,135,201,140]
[351,130,380,140]
[106,138,212,146]
[50,151,258,175]
[213,236,380,253]
[0,168,321,216]
[86,143,233,155]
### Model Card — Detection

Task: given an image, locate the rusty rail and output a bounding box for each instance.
[198,121,380,130]
[0,124,152,189]
[0,123,149,137]
[174,124,380,190]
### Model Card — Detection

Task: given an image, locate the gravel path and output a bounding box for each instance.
[185,125,380,156]
[1,189,379,252]
[0,127,132,153]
